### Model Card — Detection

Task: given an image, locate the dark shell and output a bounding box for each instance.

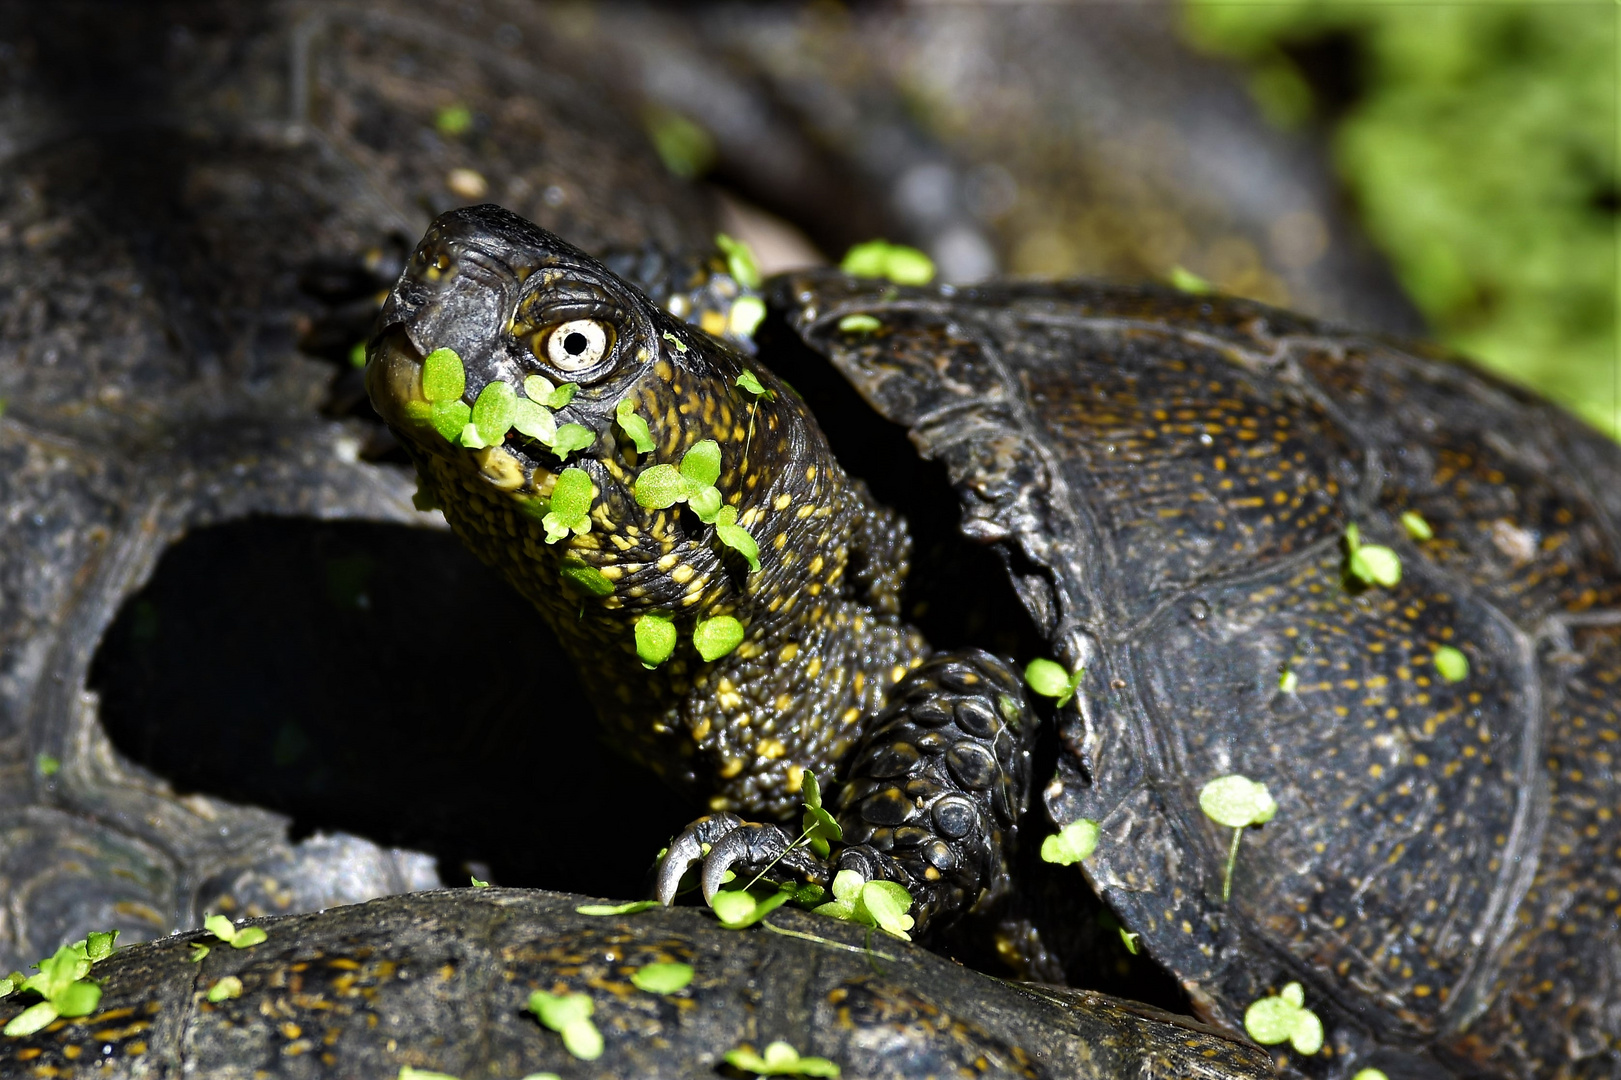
[0,889,1274,1080]
[778,272,1621,1080]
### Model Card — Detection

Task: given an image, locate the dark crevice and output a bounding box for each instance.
[89,517,696,897]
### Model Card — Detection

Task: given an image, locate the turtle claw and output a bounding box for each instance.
[655,816,830,906]
[654,813,743,905]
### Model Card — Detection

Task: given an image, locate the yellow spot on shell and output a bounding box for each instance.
[774,493,793,511]
[720,758,744,778]
[779,643,800,662]
[672,564,695,584]
[692,718,711,742]
[786,765,804,793]
[806,657,822,678]
[891,665,907,683]
[758,739,786,760]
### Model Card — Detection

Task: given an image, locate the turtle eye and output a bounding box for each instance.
[539,319,612,373]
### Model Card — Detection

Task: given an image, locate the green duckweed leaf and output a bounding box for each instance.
[203,914,267,950]
[206,976,243,1003]
[1434,645,1469,682]
[1039,819,1099,866]
[1349,544,1402,588]
[559,558,614,597]
[724,1040,842,1077]
[859,881,915,941]
[471,381,517,446]
[680,440,722,488]
[1278,669,1299,694]
[644,106,714,179]
[839,240,935,285]
[728,297,767,337]
[576,900,660,916]
[230,927,267,949]
[421,347,466,403]
[630,961,693,994]
[635,464,687,509]
[3,1001,59,1037]
[829,869,864,905]
[549,423,594,458]
[1199,776,1277,829]
[349,342,368,368]
[523,374,555,402]
[435,104,472,137]
[545,382,579,410]
[615,399,656,454]
[84,932,117,963]
[736,370,775,401]
[1344,524,1402,587]
[1400,510,1434,541]
[0,973,18,998]
[458,422,488,449]
[511,399,557,444]
[716,234,762,290]
[54,979,100,1018]
[188,944,209,963]
[661,330,689,354]
[714,505,761,572]
[1023,658,1083,707]
[1243,982,1324,1055]
[1352,1071,1391,1080]
[711,888,791,929]
[35,754,59,777]
[635,613,677,669]
[689,484,724,524]
[1169,266,1212,294]
[693,615,745,662]
[1201,775,1277,902]
[470,876,490,888]
[836,314,881,334]
[527,991,603,1061]
[1119,929,1140,955]
[541,468,594,544]
[430,399,472,442]
[801,770,825,812]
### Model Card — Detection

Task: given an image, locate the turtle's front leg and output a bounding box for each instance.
[655,649,1037,938]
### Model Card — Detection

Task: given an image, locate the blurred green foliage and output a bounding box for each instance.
[1184,2,1618,437]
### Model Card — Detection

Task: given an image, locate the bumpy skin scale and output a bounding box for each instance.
[778,272,1621,1080]
[0,890,1275,1080]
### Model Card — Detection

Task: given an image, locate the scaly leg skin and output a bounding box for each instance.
[655,650,1037,939]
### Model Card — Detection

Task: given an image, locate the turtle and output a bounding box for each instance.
[365,203,1621,1080]
[0,2,1312,1075]
[0,888,1275,1079]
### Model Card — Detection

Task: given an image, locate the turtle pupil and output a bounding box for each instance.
[565,332,588,355]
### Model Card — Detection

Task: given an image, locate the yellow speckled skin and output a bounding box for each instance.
[368,206,925,816]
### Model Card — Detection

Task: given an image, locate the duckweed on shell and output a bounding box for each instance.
[1040,818,1099,865]
[1243,982,1324,1055]
[1434,644,1469,682]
